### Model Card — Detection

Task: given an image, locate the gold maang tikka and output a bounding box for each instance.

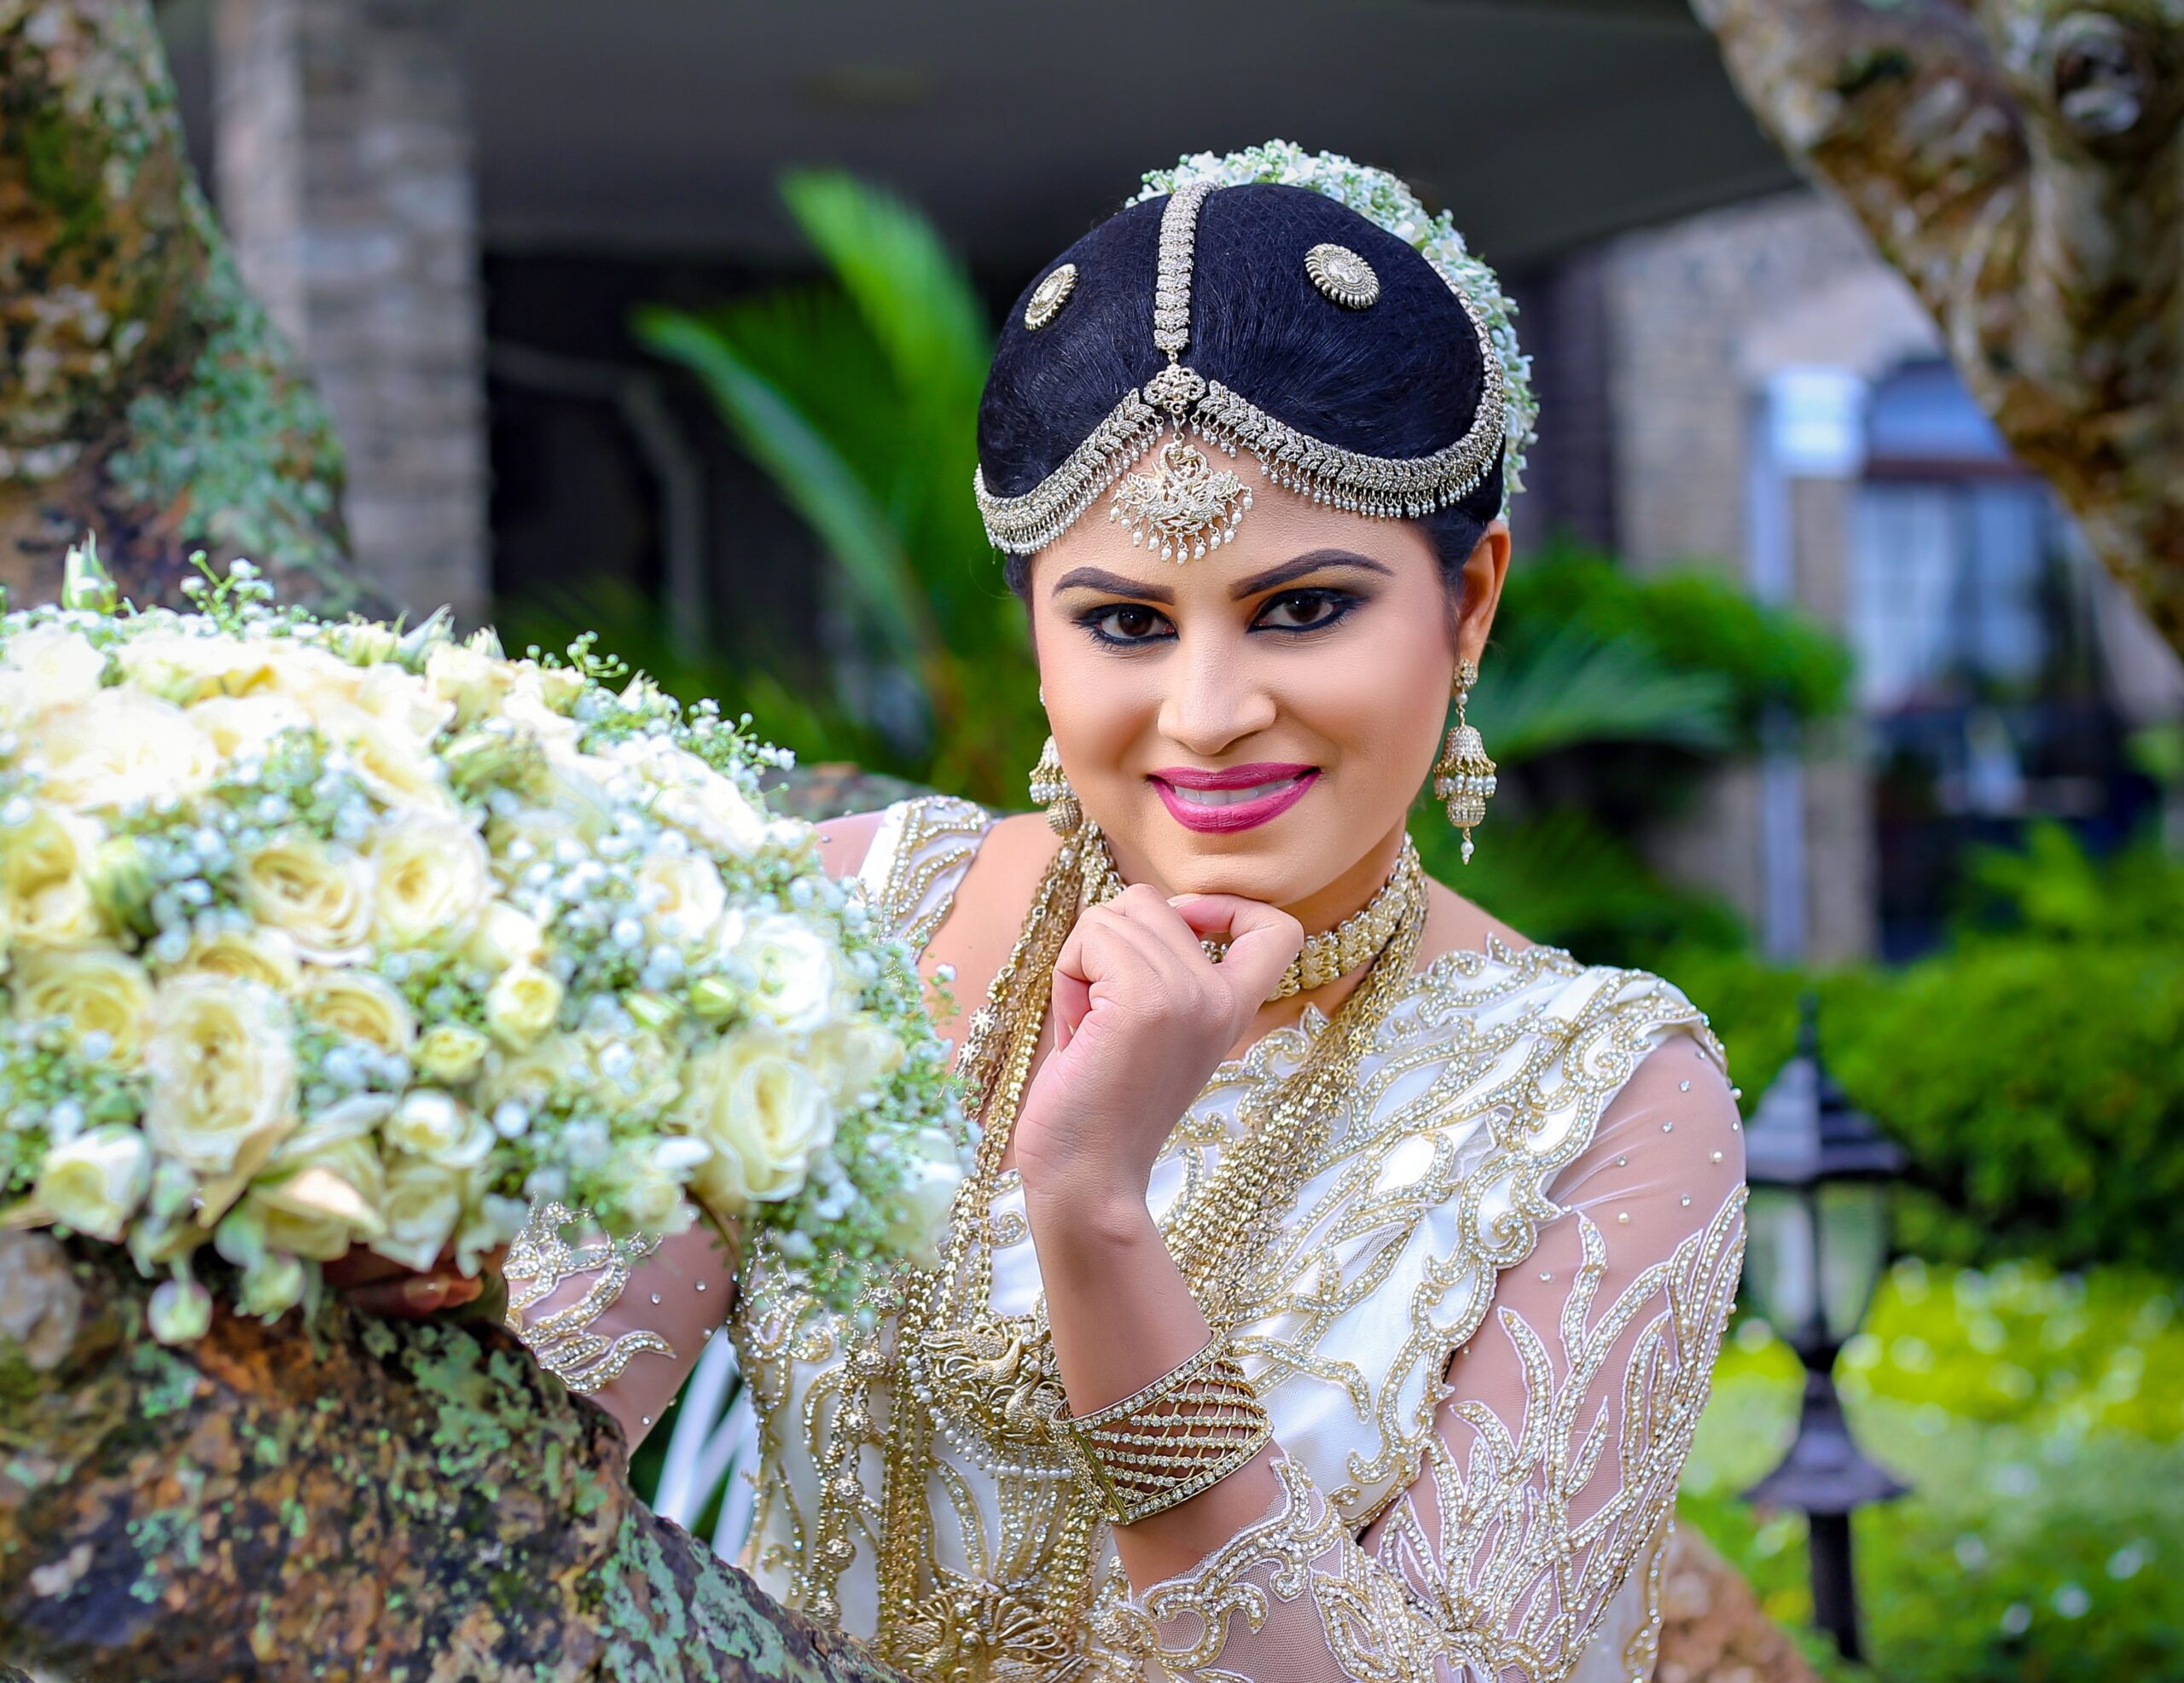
[1432,657,1497,863]
[1107,182,1252,562]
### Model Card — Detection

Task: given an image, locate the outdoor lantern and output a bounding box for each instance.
[1740,994,1906,1663]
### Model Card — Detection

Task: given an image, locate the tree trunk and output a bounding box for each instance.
[0,1228,905,1683]
[0,0,365,612]
[1693,0,2184,658]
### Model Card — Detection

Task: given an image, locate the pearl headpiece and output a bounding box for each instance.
[973,142,1538,560]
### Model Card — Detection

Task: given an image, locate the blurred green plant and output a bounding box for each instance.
[1413,539,1853,962]
[1664,823,2184,1274]
[631,170,1037,805]
[1683,1259,2184,1682]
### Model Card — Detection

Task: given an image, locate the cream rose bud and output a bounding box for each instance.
[240,834,375,961]
[31,689,220,810]
[311,699,456,815]
[237,1251,308,1320]
[299,967,416,1057]
[424,640,517,728]
[385,1089,493,1168]
[466,900,545,972]
[1,804,109,949]
[142,973,299,1181]
[115,629,283,704]
[415,1022,491,1084]
[183,926,303,995]
[369,1157,468,1273]
[186,693,312,759]
[485,962,563,1048]
[639,850,727,947]
[13,947,155,1059]
[677,1027,836,1210]
[148,1275,215,1345]
[729,913,840,1037]
[35,1125,151,1242]
[806,1015,907,1105]
[370,813,491,949]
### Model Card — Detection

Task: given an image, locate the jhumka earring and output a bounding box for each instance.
[1029,734,1082,836]
[1432,658,1497,864]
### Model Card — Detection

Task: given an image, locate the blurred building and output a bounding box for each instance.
[159,0,2181,961]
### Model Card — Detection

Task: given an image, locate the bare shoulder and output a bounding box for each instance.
[918,812,1059,1034]
[813,809,888,881]
[1416,870,1536,966]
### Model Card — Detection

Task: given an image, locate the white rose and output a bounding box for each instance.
[474,1032,578,1113]
[635,744,770,859]
[28,689,219,811]
[182,926,303,995]
[310,699,456,815]
[34,1125,151,1242]
[115,630,284,705]
[500,670,584,759]
[369,1156,469,1272]
[14,946,155,1059]
[415,1021,490,1084]
[676,1027,835,1210]
[240,835,374,961]
[464,900,544,972]
[601,1143,694,1237]
[384,1089,492,1168]
[352,663,456,745]
[0,804,107,949]
[248,1095,391,1258]
[370,813,490,949]
[2,625,106,714]
[424,641,518,729]
[884,1127,967,1272]
[485,962,562,1048]
[729,913,840,1036]
[804,1014,907,1106]
[186,694,312,759]
[639,850,727,948]
[298,966,415,1055]
[142,974,298,1187]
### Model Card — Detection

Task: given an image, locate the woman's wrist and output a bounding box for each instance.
[1021,1172,1159,1259]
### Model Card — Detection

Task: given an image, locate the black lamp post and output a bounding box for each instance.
[1740,995,1906,1664]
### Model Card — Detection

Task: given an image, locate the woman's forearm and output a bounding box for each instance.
[1026,1184,1280,1588]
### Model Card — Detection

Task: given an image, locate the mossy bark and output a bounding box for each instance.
[1694,0,2184,658]
[0,0,365,612]
[0,1228,905,1683]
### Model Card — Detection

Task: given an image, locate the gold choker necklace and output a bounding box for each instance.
[1079,827,1424,1001]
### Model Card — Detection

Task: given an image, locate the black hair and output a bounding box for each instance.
[979,182,1503,600]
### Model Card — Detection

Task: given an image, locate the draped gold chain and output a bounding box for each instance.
[808,830,1428,1683]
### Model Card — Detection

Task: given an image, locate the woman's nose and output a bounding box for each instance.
[1157,640,1277,757]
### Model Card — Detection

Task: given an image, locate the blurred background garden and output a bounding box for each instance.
[9,1,2183,1677]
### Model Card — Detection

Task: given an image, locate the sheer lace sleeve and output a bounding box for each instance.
[1100,1035,1747,1683]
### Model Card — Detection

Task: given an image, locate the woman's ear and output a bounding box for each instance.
[1455,520,1512,665]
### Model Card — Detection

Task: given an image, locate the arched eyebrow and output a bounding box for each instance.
[1049,566,1176,603]
[1229,550,1394,599]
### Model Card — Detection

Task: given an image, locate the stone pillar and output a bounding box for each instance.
[212,0,487,624]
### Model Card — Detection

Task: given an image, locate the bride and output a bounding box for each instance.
[363,144,1746,1683]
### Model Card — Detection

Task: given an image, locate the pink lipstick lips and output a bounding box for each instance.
[1150,763,1318,834]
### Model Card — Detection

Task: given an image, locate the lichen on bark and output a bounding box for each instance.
[0,1228,905,1683]
[0,0,362,612]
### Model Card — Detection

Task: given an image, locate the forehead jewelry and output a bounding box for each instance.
[973,182,1509,560]
[1107,183,1252,562]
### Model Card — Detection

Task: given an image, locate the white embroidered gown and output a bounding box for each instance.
[511,797,1748,1683]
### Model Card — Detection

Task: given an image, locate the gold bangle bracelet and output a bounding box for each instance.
[1061,1337,1272,1526]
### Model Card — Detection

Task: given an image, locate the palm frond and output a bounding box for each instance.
[1478,624,1735,767]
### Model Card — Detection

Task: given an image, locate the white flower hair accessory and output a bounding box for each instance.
[1134,141,1538,514]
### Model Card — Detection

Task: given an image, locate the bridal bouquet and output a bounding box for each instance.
[0,541,964,1342]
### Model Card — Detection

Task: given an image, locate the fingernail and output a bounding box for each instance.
[402,1277,449,1311]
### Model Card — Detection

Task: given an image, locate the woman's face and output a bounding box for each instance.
[1026,456,1509,914]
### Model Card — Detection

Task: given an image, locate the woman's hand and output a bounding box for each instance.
[325,1244,506,1320]
[1013,886,1301,1224]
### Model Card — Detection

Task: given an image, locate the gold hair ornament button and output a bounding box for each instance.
[1304,242,1379,309]
[1024,263,1077,331]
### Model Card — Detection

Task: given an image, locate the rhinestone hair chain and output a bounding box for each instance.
[973,142,1529,558]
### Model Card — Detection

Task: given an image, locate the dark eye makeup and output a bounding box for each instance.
[1072,585,1366,648]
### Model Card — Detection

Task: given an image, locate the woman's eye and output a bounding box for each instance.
[1256,589,1351,630]
[1084,604,1172,643]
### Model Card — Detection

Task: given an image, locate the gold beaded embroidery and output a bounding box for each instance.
[503,1199,673,1394]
